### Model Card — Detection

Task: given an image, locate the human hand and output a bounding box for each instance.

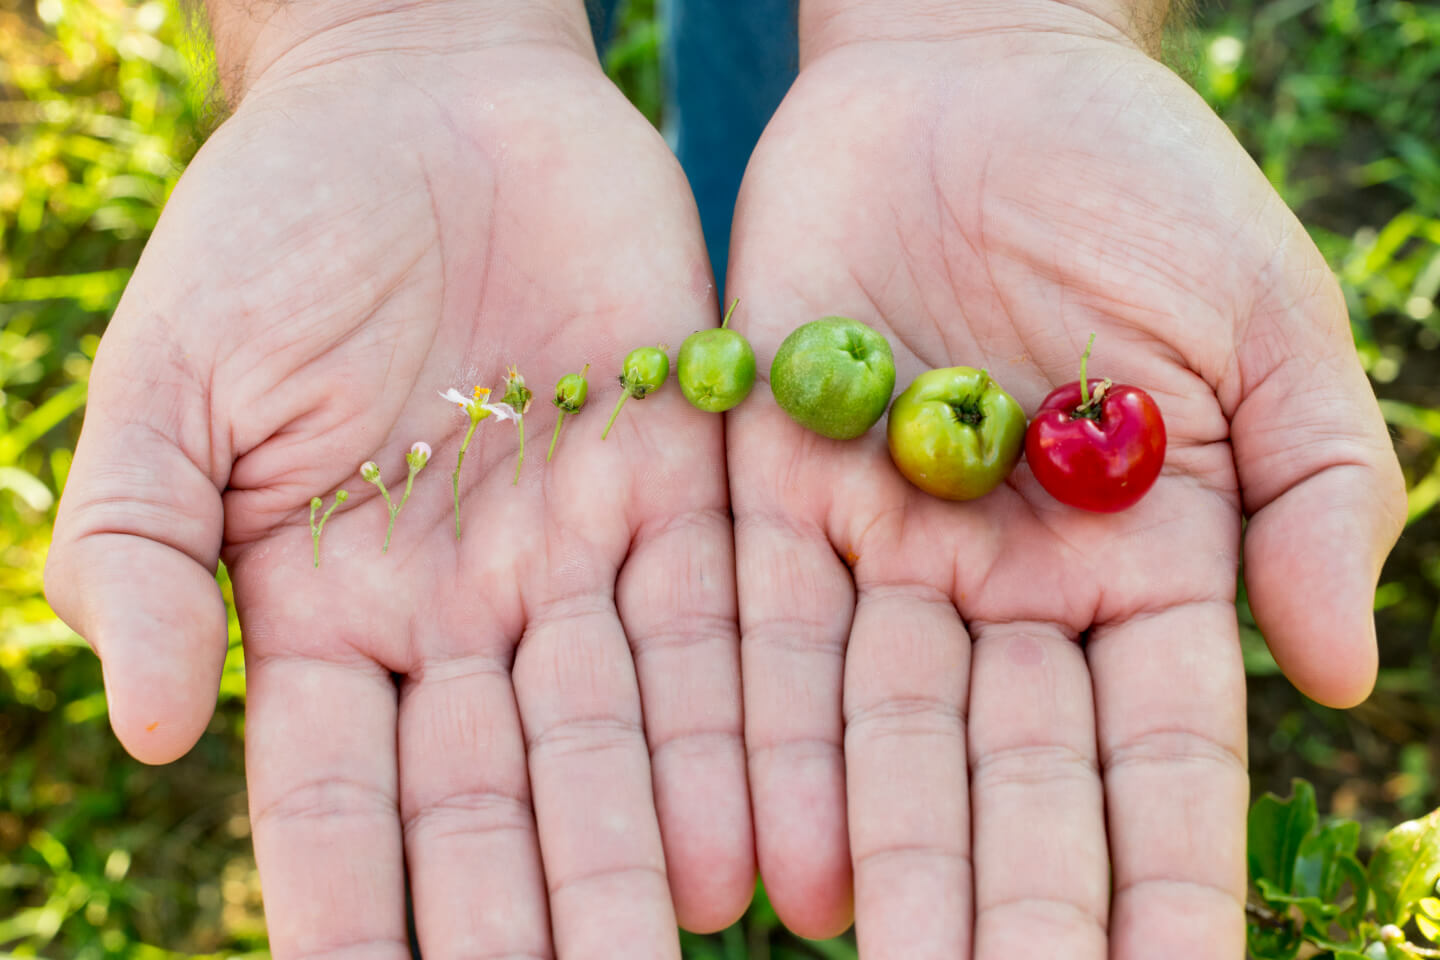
[45,2,753,954]
[725,1,1406,956]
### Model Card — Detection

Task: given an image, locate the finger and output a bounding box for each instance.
[736,510,856,938]
[1089,601,1248,960]
[617,507,753,933]
[512,598,679,958]
[967,622,1107,960]
[244,648,409,958]
[844,584,971,957]
[399,649,550,956]
[45,321,227,763]
[1229,256,1407,707]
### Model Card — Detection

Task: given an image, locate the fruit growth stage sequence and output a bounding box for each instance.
[311,305,1166,566]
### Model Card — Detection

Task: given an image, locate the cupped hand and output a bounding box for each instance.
[45,10,753,955]
[725,4,1405,957]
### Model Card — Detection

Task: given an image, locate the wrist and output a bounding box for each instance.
[203,0,594,103]
[797,0,1173,63]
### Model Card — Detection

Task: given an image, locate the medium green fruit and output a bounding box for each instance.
[770,317,895,439]
[678,327,756,412]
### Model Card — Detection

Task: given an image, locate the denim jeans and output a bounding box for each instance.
[591,0,799,290]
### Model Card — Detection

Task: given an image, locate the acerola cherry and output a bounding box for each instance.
[1025,334,1166,512]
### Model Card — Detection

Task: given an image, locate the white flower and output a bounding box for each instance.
[440,385,519,423]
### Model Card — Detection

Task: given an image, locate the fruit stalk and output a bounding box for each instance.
[1078,332,1097,407]
[602,391,629,440]
[548,412,566,462]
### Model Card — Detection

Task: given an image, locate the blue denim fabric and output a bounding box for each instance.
[591,0,798,290]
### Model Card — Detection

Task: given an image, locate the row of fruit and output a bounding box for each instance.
[308,304,1166,566]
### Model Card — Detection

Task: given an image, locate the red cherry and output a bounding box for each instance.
[1025,376,1166,513]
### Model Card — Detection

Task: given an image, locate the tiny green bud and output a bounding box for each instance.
[553,363,590,415]
[361,461,381,483]
[502,365,533,415]
[549,364,590,462]
[311,496,323,511]
[500,366,532,484]
[406,441,431,471]
[335,489,349,502]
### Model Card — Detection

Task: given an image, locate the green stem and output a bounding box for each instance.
[513,417,525,485]
[312,496,343,568]
[373,478,397,553]
[602,390,629,440]
[721,298,739,329]
[1078,332,1097,407]
[453,416,481,540]
[384,463,424,552]
[548,411,566,462]
[309,499,321,568]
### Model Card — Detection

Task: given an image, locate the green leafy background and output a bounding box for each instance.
[1,0,1437,955]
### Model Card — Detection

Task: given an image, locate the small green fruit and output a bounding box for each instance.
[603,345,671,440]
[770,317,895,439]
[622,346,670,398]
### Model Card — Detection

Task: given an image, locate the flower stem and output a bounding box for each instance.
[309,499,321,568]
[721,298,739,329]
[370,478,398,553]
[453,416,481,540]
[1078,332,1097,407]
[602,391,629,440]
[548,411,566,462]
[513,417,525,485]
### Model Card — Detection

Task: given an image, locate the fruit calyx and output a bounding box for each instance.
[945,369,992,426]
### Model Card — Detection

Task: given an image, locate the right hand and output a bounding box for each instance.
[723,1,1406,956]
[45,4,754,955]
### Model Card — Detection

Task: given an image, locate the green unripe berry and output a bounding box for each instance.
[678,299,756,413]
[548,364,590,462]
[622,346,670,398]
[603,345,671,440]
[770,316,895,439]
[553,366,590,414]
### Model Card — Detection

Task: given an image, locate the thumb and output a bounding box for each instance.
[45,295,229,764]
[1228,239,1407,709]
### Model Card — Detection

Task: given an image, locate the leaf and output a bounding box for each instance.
[1246,917,1302,960]
[1294,819,1362,898]
[1416,896,1440,943]
[1290,819,1369,946]
[0,466,54,512]
[1255,878,1340,916]
[1250,779,1319,895]
[1369,807,1440,926]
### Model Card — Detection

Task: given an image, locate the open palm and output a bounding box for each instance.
[47,37,752,957]
[727,22,1404,959]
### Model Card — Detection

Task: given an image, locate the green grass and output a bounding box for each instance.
[1,0,1436,954]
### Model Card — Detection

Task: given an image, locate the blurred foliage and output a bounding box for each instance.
[0,0,1435,954]
[1246,781,1440,959]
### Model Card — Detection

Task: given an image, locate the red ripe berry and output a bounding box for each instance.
[1025,336,1166,512]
